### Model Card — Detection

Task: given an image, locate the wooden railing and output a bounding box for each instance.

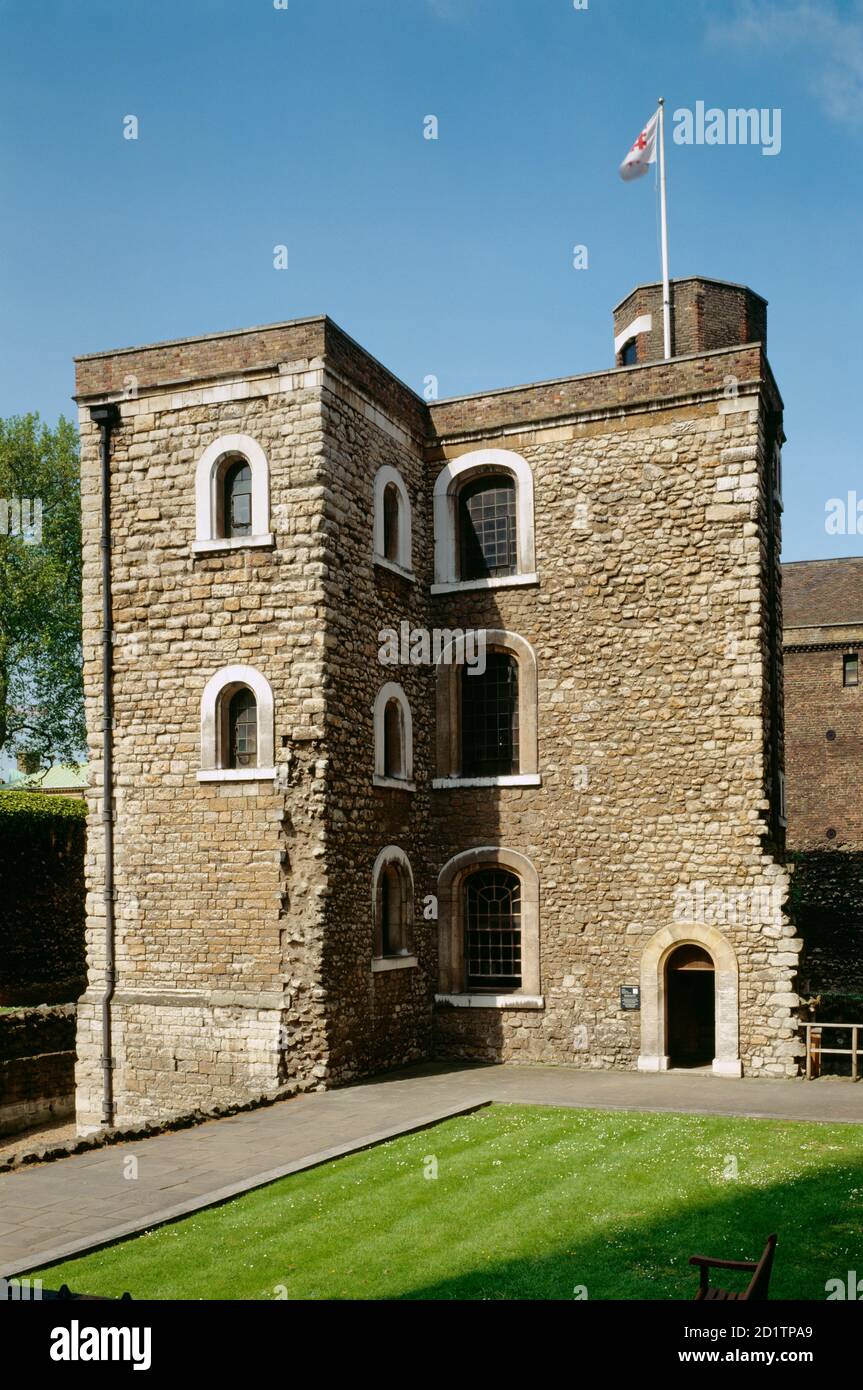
[803,1023,863,1080]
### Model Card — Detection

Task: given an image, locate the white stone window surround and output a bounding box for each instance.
[432,448,537,593]
[372,681,415,790]
[198,664,276,782]
[192,433,274,554]
[436,846,541,998]
[371,844,417,969]
[372,464,414,578]
[434,628,540,786]
[614,313,653,358]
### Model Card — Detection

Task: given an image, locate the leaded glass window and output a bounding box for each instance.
[464,868,522,990]
[228,688,257,768]
[223,459,252,538]
[458,474,517,579]
[461,651,519,777]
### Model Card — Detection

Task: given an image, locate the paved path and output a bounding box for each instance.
[2,1062,861,1278]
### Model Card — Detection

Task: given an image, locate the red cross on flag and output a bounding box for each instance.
[619,110,660,181]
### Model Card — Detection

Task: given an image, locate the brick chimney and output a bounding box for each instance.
[612,276,767,368]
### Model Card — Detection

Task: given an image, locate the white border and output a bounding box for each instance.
[371,845,416,967]
[194,433,271,544]
[372,681,414,786]
[372,465,413,575]
[433,448,536,587]
[199,663,275,776]
[614,314,653,356]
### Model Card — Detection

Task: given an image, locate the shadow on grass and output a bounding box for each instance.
[32,1107,863,1302]
[393,1156,862,1301]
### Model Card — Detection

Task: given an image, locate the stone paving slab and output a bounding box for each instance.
[1,1062,861,1278]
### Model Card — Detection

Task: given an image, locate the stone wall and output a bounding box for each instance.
[428,363,797,1076]
[0,1006,76,1136]
[75,356,335,1127]
[73,283,801,1125]
[315,375,434,1082]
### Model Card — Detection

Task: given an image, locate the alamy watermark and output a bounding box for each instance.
[674,881,783,929]
[673,102,781,157]
[825,492,863,535]
[0,497,42,544]
[378,622,487,675]
[1,1276,43,1301]
[825,1271,863,1300]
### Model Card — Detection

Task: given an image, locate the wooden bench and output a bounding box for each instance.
[689,1234,777,1301]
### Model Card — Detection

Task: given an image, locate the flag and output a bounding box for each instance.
[619,110,659,181]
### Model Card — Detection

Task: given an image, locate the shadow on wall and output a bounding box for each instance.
[0,793,86,1006]
[0,1005,76,1137]
[791,851,863,1022]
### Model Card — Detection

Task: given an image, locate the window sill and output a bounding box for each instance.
[192,534,275,556]
[434,993,544,1010]
[197,768,277,783]
[373,774,416,792]
[372,954,418,973]
[373,555,416,582]
[432,774,541,789]
[431,572,539,595]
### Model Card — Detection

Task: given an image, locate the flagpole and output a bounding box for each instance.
[657,96,672,359]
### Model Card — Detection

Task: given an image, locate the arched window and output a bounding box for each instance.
[383,484,400,563]
[433,449,536,592]
[458,474,517,580]
[464,867,522,990]
[372,466,412,576]
[434,630,538,787]
[371,847,416,969]
[384,699,404,778]
[199,664,276,782]
[373,682,414,788]
[222,459,253,539]
[436,847,541,1000]
[228,687,257,768]
[193,434,273,553]
[461,651,519,777]
[620,338,638,367]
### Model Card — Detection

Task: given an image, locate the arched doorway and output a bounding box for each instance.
[637,924,742,1077]
[666,944,715,1067]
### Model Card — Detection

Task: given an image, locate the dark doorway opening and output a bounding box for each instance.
[667,944,715,1067]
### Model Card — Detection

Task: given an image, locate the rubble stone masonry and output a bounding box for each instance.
[74,285,800,1127]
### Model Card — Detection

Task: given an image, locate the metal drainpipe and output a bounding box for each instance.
[90,401,121,1128]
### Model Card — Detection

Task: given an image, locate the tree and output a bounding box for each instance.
[0,414,84,770]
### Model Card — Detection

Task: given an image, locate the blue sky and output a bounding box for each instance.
[1,0,861,560]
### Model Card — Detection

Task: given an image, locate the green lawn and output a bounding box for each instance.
[34,1105,863,1300]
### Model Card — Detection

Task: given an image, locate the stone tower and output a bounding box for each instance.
[73,278,799,1129]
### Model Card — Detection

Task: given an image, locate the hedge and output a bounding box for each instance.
[0,791,87,1006]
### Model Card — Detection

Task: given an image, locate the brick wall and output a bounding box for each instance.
[0,1006,76,1136]
[784,644,863,849]
[613,279,767,367]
